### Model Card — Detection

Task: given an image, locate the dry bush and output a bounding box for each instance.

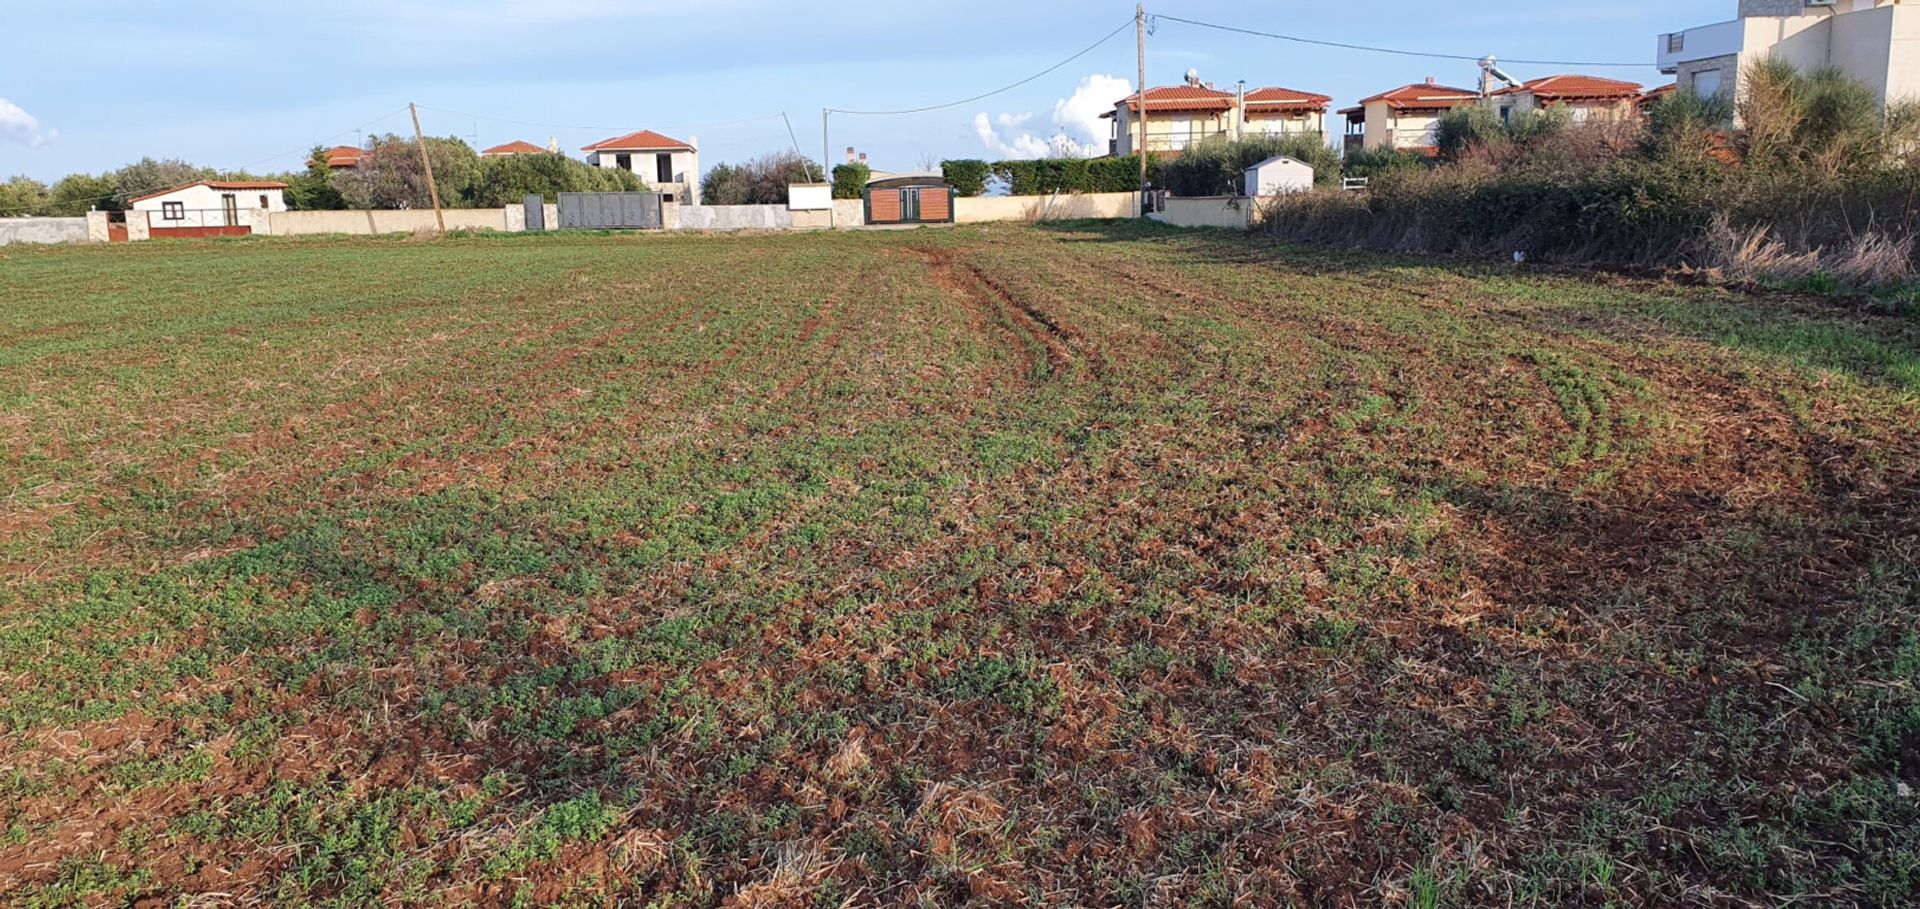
[1828,229,1916,287]
[1702,213,1823,283]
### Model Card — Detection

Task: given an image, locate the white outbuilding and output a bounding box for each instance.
[1243,156,1315,197]
[128,180,289,237]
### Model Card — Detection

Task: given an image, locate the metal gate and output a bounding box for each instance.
[864,186,954,225]
[557,192,664,230]
[524,195,546,231]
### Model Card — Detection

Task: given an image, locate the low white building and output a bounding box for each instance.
[1244,156,1315,196]
[1658,0,1920,109]
[581,130,701,204]
[127,180,288,235]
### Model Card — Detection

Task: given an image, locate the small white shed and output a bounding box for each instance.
[1244,156,1315,196]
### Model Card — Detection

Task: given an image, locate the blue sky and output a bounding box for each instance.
[0,1,1728,182]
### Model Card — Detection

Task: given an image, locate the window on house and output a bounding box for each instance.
[1692,70,1724,98]
[161,201,185,220]
[614,153,632,171]
[259,194,269,208]
[656,154,673,184]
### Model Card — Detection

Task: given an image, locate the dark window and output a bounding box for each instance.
[258,194,269,208]
[663,193,676,203]
[656,153,673,183]
[614,153,632,171]
[161,201,185,220]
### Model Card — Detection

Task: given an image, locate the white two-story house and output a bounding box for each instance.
[1658,0,1919,108]
[581,130,701,204]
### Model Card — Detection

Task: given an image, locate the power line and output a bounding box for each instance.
[1148,13,1651,69]
[827,17,1135,116]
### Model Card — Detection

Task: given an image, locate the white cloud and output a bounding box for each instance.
[1053,74,1132,150]
[975,73,1132,160]
[973,112,1052,159]
[0,98,56,148]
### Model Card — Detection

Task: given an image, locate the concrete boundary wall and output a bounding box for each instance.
[266,208,512,237]
[0,218,90,246]
[954,192,1137,224]
[666,203,791,232]
[1152,197,1264,231]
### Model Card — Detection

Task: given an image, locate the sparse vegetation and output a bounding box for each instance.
[1,223,1916,906]
[1265,60,1920,298]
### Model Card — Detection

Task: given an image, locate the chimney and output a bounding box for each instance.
[547,136,559,153]
[1426,76,1438,86]
[846,146,856,162]
[859,153,868,165]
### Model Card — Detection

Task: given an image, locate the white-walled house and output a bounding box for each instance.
[581,130,701,204]
[1339,79,1481,156]
[128,180,288,236]
[1658,0,1920,109]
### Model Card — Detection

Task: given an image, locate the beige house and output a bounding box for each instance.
[1486,75,1646,124]
[1339,79,1482,155]
[1105,72,1331,155]
[1658,0,1920,108]
[582,130,701,204]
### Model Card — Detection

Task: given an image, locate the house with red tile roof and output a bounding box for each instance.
[128,180,289,236]
[1487,75,1646,125]
[581,130,701,203]
[1103,72,1332,156]
[321,145,365,169]
[481,139,549,157]
[1338,78,1482,156]
[1637,83,1678,115]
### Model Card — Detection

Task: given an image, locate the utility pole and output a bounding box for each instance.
[409,102,447,236]
[1136,4,1148,196]
[822,110,832,227]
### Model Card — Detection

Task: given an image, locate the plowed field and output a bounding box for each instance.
[2,223,1917,907]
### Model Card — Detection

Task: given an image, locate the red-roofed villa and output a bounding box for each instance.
[481,139,551,157]
[1338,78,1483,155]
[1104,72,1332,156]
[581,130,701,203]
[1487,74,1646,125]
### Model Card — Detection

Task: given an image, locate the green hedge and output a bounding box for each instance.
[982,156,1158,196]
[941,160,990,197]
[831,163,869,200]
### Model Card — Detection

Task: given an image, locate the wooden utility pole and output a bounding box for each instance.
[409,103,447,235]
[1137,4,1148,196]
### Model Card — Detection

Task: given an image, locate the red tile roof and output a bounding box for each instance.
[1353,82,1483,112]
[1113,85,1237,114]
[323,145,365,168]
[1638,83,1678,109]
[482,140,547,156]
[582,130,693,152]
[1244,86,1333,112]
[128,180,289,203]
[1491,74,1644,101]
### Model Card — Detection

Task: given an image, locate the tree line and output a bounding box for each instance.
[0,136,645,217]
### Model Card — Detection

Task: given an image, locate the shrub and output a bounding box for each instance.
[469,152,641,207]
[941,160,990,197]
[831,162,869,200]
[1161,134,1341,197]
[701,152,821,205]
[1342,148,1427,180]
[1435,105,1570,161]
